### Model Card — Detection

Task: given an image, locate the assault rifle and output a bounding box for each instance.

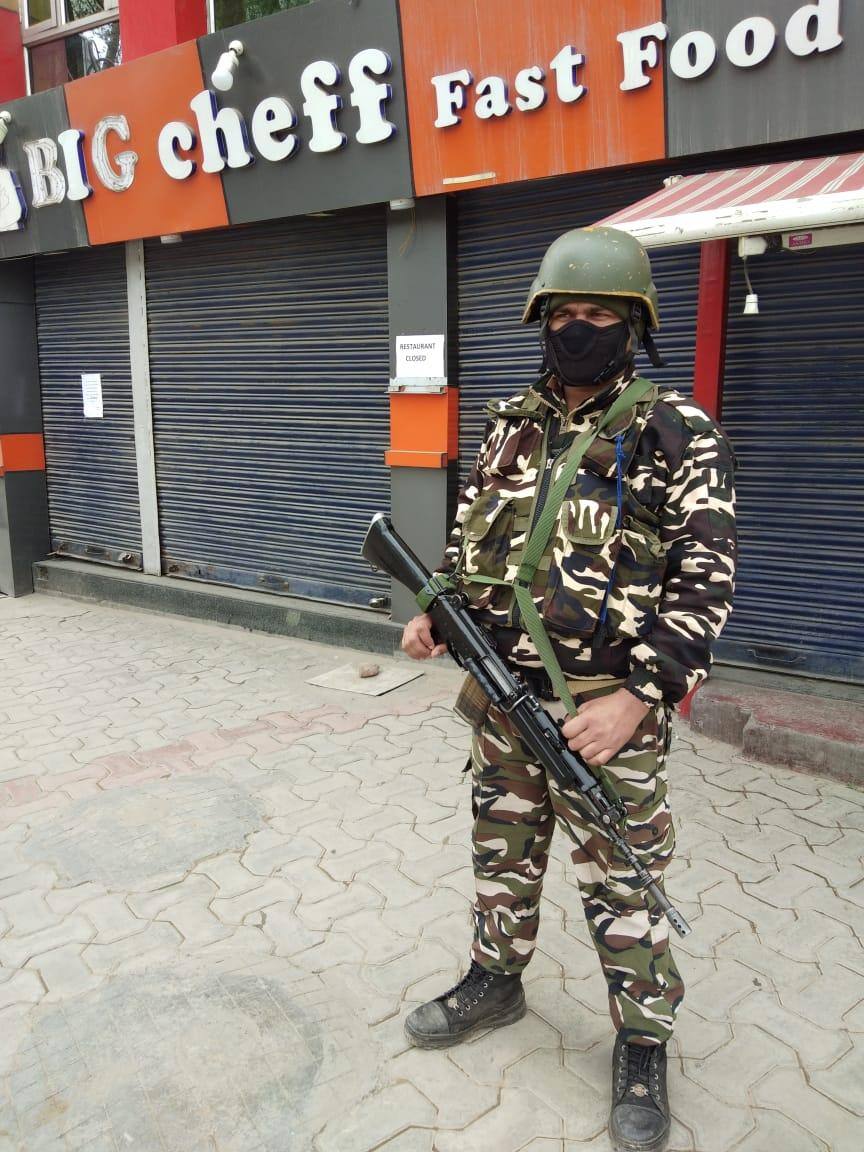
[362,513,691,939]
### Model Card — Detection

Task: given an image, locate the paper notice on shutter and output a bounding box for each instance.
[396,335,445,379]
[82,374,103,419]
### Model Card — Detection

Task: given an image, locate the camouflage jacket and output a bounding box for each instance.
[440,374,737,706]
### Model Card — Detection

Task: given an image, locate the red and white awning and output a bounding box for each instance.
[601,153,864,247]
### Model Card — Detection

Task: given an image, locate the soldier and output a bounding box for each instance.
[401,226,736,1152]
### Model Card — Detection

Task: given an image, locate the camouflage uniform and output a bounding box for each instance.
[443,371,736,1044]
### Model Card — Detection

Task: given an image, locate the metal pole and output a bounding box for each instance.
[125,239,161,576]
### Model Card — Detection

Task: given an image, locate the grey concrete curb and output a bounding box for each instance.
[689,684,864,787]
[33,559,404,657]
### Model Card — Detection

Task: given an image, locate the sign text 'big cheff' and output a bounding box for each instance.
[0,0,413,255]
[4,48,397,221]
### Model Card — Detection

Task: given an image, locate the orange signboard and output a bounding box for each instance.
[399,0,666,196]
[63,42,228,246]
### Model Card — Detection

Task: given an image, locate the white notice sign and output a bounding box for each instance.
[81,374,103,419]
[396,334,445,380]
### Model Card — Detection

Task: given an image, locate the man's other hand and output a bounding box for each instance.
[561,688,651,767]
[402,614,448,660]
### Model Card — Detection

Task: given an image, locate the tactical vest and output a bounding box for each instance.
[454,383,667,644]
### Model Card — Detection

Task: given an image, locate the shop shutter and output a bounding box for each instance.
[456,170,702,483]
[144,209,390,608]
[35,245,142,568]
[715,242,864,683]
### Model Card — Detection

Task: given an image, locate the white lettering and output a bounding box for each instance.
[617,22,668,91]
[550,45,587,103]
[57,128,91,201]
[158,121,197,181]
[785,0,843,56]
[0,168,27,231]
[251,97,299,162]
[431,69,472,128]
[669,30,717,79]
[474,76,510,120]
[301,59,346,153]
[190,90,254,174]
[23,138,65,208]
[92,115,138,193]
[349,48,396,144]
[726,16,776,68]
[514,66,546,112]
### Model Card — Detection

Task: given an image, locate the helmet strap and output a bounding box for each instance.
[641,329,665,369]
[630,301,665,369]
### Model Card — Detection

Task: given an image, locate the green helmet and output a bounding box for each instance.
[522,226,661,331]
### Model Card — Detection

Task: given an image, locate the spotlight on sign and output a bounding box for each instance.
[0,111,12,146]
[212,41,245,92]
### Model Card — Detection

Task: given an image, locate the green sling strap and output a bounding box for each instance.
[460,376,656,716]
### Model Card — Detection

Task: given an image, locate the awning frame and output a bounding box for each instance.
[614,189,864,248]
[601,153,864,248]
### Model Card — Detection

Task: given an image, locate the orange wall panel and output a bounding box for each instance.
[0,434,46,476]
[387,391,458,468]
[64,42,228,246]
[399,0,665,196]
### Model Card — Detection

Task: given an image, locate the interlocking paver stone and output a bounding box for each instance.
[754,1065,864,1150]
[391,1047,498,1129]
[433,1087,562,1152]
[1,594,862,1151]
[26,943,101,1000]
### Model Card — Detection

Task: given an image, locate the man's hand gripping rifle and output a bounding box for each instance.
[362,513,691,939]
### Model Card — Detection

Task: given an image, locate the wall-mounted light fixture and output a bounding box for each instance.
[0,112,12,147]
[212,41,245,93]
[738,235,768,317]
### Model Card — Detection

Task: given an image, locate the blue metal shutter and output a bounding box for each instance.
[144,209,390,607]
[456,171,702,483]
[716,242,864,683]
[35,245,142,568]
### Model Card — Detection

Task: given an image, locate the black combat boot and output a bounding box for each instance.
[609,1033,671,1152]
[404,960,526,1049]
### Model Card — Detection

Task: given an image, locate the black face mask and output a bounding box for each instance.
[545,318,630,388]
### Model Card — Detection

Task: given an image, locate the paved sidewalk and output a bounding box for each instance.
[1,595,863,1152]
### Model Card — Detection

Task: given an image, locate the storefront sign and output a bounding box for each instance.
[0,0,857,258]
[401,0,666,196]
[0,0,411,254]
[664,0,858,156]
[0,88,89,259]
[430,47,587,129]
[14,49,396,216]
[619,1,842,90]
[0,168,26,231]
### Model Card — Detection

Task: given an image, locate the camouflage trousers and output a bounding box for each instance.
[469,681,684,1046]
